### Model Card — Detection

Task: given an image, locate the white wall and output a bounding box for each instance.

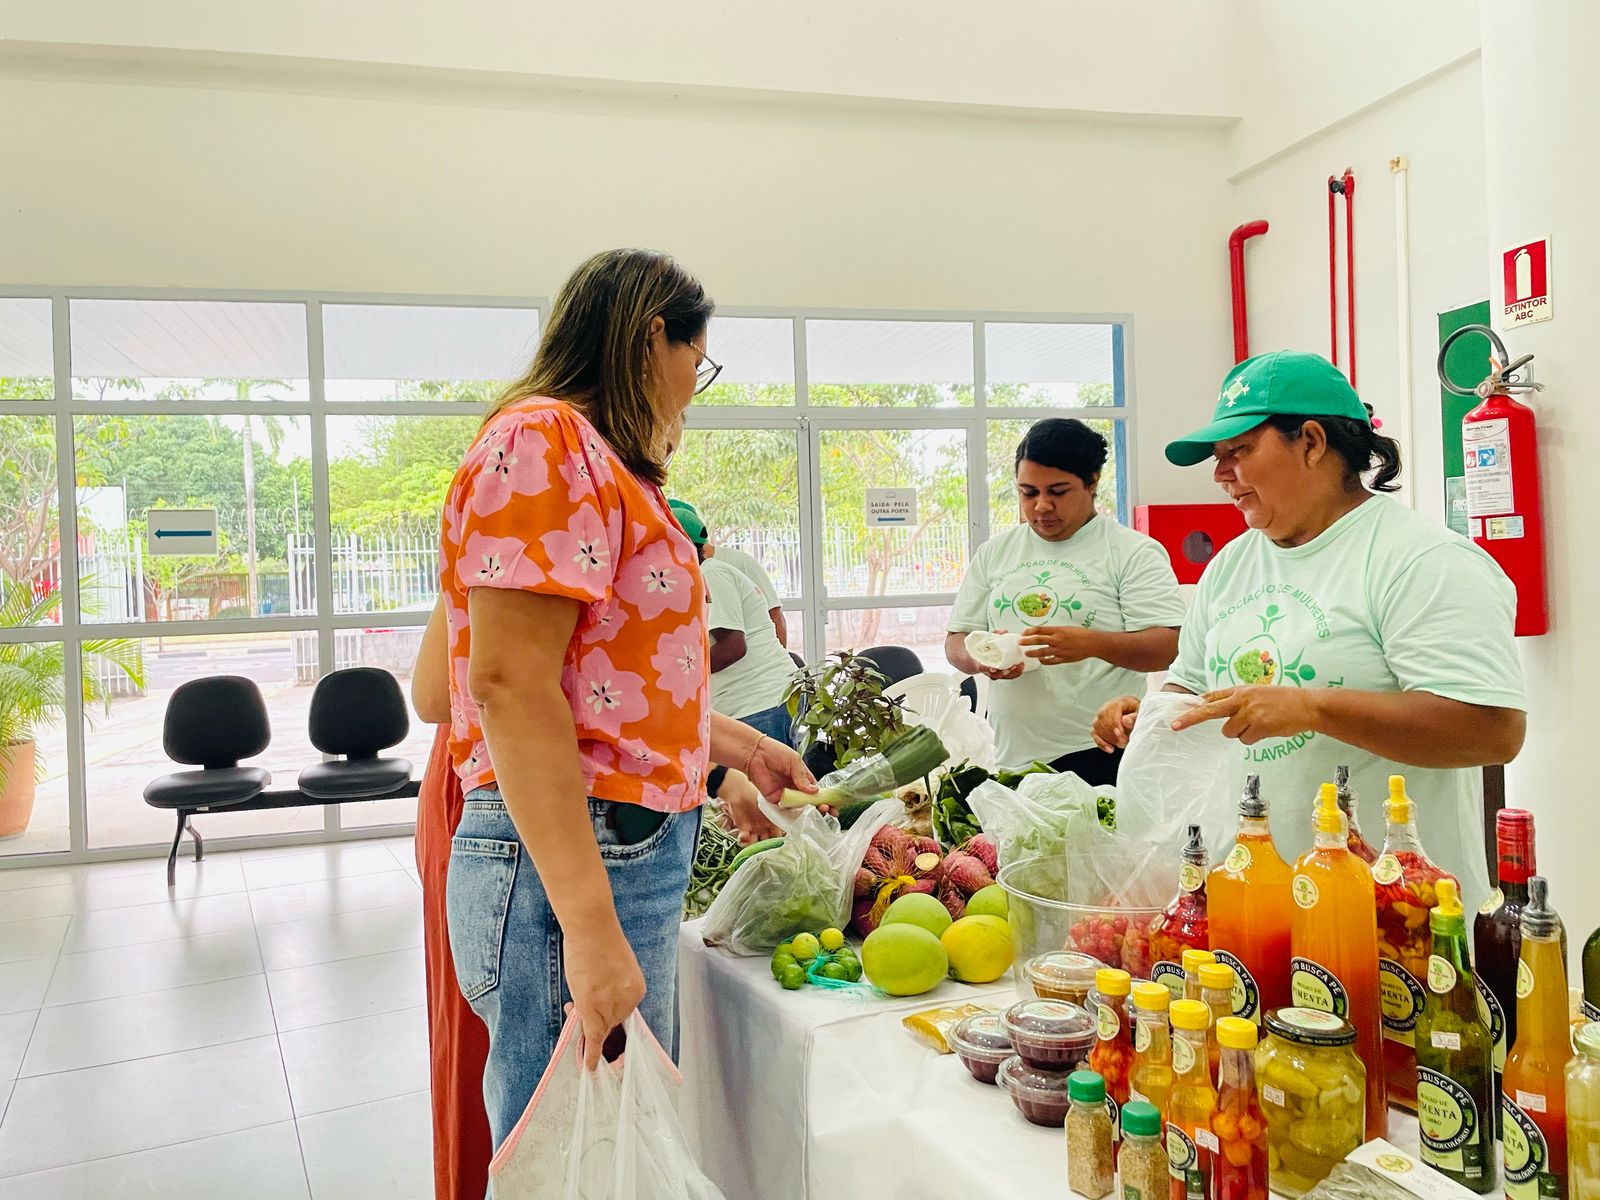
[3,1,1239,119]
[0,67,1235,504]
[1227,56,1489,522]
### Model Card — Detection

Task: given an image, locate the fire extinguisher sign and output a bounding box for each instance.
[1502,237,1552,326]
[1463,418,1515,516]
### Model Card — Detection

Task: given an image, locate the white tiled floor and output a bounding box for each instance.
[0,838,431,1199]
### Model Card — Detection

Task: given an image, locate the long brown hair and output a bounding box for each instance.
[487,249,713,486]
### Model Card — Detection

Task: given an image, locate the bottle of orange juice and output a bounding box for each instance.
[1289,782,1388,1140]
[1502,876,1572,1200]
[1209,775,1293,1025]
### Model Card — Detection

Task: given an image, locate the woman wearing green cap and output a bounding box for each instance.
[1092,350,1527,903]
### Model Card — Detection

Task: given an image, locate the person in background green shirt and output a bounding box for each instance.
[1091,351,1526,903]
[947,418,1185,783]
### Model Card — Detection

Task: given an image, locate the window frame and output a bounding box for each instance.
[0,288,1132,868]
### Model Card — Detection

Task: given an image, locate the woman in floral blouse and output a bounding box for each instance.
[439,249,814,1149]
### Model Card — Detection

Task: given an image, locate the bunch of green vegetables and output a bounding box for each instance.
[684,805,745,919]
[931,760,1060,848]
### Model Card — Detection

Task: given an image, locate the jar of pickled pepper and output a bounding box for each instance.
[1254,1008,1366,1198]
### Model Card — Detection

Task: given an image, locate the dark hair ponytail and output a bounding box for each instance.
[1265,404,1402,492]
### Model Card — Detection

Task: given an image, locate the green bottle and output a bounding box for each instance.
[1584,926,1600,1022]
[1415,878,1497,1194]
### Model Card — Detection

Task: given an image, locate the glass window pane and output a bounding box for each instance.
[70,299,310,403]
[0,298,55,398]
[695,317,796,407]
[326,414,479,615]
[824,604,953,669]
[1,637,72,855]
[73,414,314,622]
[819,428,968,596]
[337,626,437,829]
[1,416,59,613]
[807,320,973,408]
[668,427,801,600]
[985,322,1117,408]
[322,304,538,403]
[85,631,325,848]
[988,418,1122,533]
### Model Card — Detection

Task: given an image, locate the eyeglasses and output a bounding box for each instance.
[693,349,723,396]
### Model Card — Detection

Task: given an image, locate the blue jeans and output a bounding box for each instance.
[740,703,794,747]
[445,788,702,1153]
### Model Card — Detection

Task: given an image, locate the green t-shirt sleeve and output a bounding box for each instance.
[949,542,991,633]
[1374,543,1528,711]
[704,564,747,636]
[1116,538,1188,632]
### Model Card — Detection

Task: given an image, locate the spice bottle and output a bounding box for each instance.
[1166,1000,1219,1200]
[1150,826,1210,998]
[1502,876,1572,1200]
[1413,878,1496,1194]
[1066,1069,1114,1199]
[1372,774,1454,1113]
[1118,1100,1166,1200]
[1289,782,1387,1140]
[1209,775,1293,1024]
[1210,1017,1269,1200]
[1129,981,1174,1122]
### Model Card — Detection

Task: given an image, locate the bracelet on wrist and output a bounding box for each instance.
[742,735,768,777]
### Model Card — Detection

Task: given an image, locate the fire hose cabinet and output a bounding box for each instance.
[1134,503,1248,585]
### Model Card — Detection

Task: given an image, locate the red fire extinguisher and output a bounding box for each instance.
[1438,325,1548,636]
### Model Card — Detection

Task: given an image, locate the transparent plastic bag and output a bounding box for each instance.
[890,672,1000,775]
[1067,691,1238,907]
[489,1011,725,1200]
[700,798,901,955]
[966,773,1107,868]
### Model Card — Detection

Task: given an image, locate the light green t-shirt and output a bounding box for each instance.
[713,544,782,611]
[704,558,794,720]
[1167,496,1527,909]
[950,516,1186,766]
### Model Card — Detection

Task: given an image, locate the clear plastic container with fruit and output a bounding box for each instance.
[1148,825,1211,994]
[1024,950,1103,1006]
[999,1055,1073,1127]
[998,855,1158,980]
[1002,999,1097,1071]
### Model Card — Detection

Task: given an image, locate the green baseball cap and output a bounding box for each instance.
[1165,350,1369,467]
[667,498,708,545]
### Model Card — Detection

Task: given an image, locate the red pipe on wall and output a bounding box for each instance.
[1228,220,1270,363]
[1327,177,1339,369]
[1328,170,1356,385]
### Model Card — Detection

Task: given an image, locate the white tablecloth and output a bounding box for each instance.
[679,920,1424,1200]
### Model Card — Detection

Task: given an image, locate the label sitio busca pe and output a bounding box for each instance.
[1290,956,1350,1018]
[1473,977,1507,1072]
[1502,1094,1563,1200]
[1417,1068,1489,1182]
[1379,959,1426,1047]
[1212,949,1261,1023]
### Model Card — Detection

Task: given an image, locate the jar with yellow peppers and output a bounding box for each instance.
[1254,1007,1366,1198]
[1568,1021,1600,1199]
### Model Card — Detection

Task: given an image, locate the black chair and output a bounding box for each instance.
[143,676,272,886]
[297,668,414,801]
[857,644,924,686]
[789,651,805,670]
[960,675,979,713]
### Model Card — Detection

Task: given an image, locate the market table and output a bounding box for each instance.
[678,920,1424,1200]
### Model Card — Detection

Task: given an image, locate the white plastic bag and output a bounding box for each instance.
[700,798,900,955]
[490,1011,725,1200]
[966,772,1109,868]
[1070,691,1238,906]
[962,630,1039,673]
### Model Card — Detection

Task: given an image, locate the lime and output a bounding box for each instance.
[770,952,798,980]
[775,941,796,960]
[820,961,850,981]
[791,932,822,962]
[819,928,846,953]
[965,885,1009,920]
[841,957,863,982]
[779,963,807,991]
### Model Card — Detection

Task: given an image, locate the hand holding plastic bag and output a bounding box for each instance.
[700,798,901,955]
[490,1011,725,1200]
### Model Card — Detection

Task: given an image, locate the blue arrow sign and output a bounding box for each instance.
[154,529,214,538]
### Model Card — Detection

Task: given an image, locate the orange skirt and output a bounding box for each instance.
[416,724,493,1200]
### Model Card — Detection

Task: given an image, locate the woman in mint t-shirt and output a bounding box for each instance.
[947,419,1185,784]
[1091,351,1526,904]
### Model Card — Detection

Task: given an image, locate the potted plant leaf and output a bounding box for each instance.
[1,578,145,839]
[783,650,910,779]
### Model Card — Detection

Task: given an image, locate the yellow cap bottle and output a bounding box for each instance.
[1216,1016,1258,1050]
[1386,774,1412,824]
[1133,980,1171,1012]
[1198,963,1235,993]
[1313,781,1346,836]
[1170,999,1210,1030]
[1182,948,1216,974]
[1095,967,1131,998]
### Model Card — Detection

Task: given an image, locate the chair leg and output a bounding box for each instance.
[167,811,185,888]
[185,816,205,863]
